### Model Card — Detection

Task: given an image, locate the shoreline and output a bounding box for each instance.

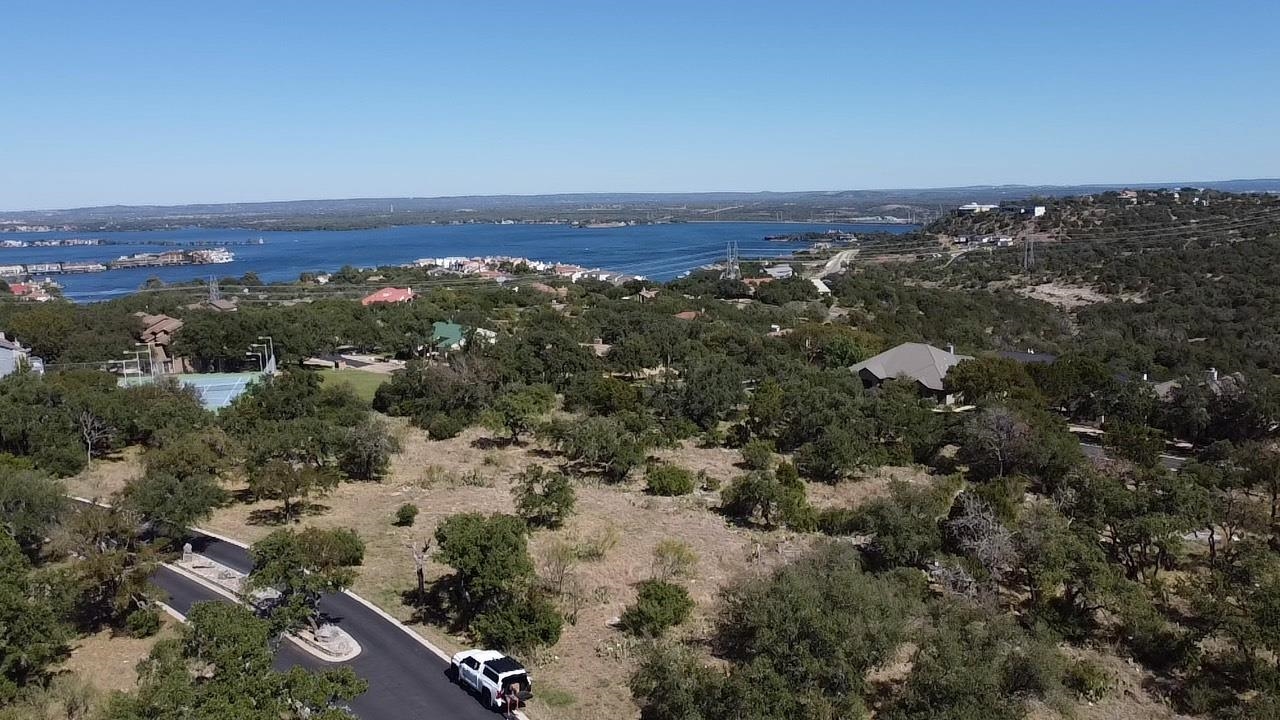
[1,219,918,237]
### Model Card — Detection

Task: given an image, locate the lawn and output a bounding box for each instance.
[318,368,390,404]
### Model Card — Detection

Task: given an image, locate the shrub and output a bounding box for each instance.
[573,525,619,561]
[621,580,694,637]
[513,465,576,529]
[1064,659,1112,702]
[425,413,465,440]
[125,607,161,638]
[721,471,781,526]
[395,503,419,527]
[299,526,365,567]
[816,507,861,536]
[651,539,698,581]
[645,464,695,496]
[740,439,775,471]
[472,591,563,653]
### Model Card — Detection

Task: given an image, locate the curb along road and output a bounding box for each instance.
[69,498,519,720]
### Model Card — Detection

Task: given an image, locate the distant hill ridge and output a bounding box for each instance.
[7,179,1279,218]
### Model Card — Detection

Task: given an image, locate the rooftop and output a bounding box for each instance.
[850,342,972,392]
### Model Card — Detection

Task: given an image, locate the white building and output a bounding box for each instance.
[958,202,998,213]
[0,333,41,378]
[764,265,794,280]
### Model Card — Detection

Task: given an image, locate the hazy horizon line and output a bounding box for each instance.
[5,177,1278,215]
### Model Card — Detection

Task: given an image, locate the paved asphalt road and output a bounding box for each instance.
[1079,442,1188,470]
[154,533,501,720]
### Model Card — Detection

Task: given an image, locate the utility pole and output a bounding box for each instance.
[721,241,741,280]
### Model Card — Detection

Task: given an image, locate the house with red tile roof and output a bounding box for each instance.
[361,287,416,306]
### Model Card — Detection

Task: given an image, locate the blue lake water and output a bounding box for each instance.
[1,222,916,301]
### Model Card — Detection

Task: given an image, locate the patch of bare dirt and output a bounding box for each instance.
[1017,282,1112,310]
[59,615,178,694]
[806,465,935,510]
[63,447,143,500]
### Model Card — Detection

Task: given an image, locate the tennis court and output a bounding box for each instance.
[120,371,264,410]
[176,372,263,410]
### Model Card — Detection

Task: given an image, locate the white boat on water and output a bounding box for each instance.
[191,248,235,264]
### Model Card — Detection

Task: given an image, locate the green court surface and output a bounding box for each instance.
[121,371,264,410]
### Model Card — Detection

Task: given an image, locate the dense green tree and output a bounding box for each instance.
[434,513,533,610]
[855,478,958,569]
[102,601,365,719]
[676,358,744,430]
[512,465,576,529]
[883,605,1068,720]
[336,416,400,481]
[249,460,341,522]
[717,544,921,713]
[373,358,493,429]
[645,464,695,496]
[247,527,363,632]
[0,533,69,703]
[562,373,639,415]
[0,468,66,558]
[959,404,1082,484]
[482,382,555,443]
[470,590,563,654]
[543,413,654,482]
[946,356,1038,405]
[60,504,157,631]
[1062,466,1209,583]
[119,471,226,540]
[721,467,812,530]
[794,424,874,482]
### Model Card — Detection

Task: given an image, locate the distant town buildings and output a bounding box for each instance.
[6,282,53,302]
[763,265,794,280]
[957,202,999,213]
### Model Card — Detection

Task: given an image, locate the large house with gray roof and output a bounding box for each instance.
[850,342,972,403]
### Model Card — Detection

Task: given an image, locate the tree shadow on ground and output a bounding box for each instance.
[401,575,471,635]
[246,502,331,526]
[469,435,521,450]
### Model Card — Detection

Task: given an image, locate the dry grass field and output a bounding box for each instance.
[62,418,1188,720]
[57,614,178,697]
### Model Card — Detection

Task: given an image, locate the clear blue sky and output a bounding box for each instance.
[3,1,1277,209]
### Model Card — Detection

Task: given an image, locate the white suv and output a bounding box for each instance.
[450,649,532,712]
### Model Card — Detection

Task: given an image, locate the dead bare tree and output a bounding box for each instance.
[963,406,1030,478]
[408,539,432,599]
[946,493,1015,582]
[78,410,112,465]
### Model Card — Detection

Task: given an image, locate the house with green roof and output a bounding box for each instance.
[431,321,466,352]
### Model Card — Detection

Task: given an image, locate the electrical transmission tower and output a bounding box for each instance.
[207,275,221,303]
[721,241,741,280]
